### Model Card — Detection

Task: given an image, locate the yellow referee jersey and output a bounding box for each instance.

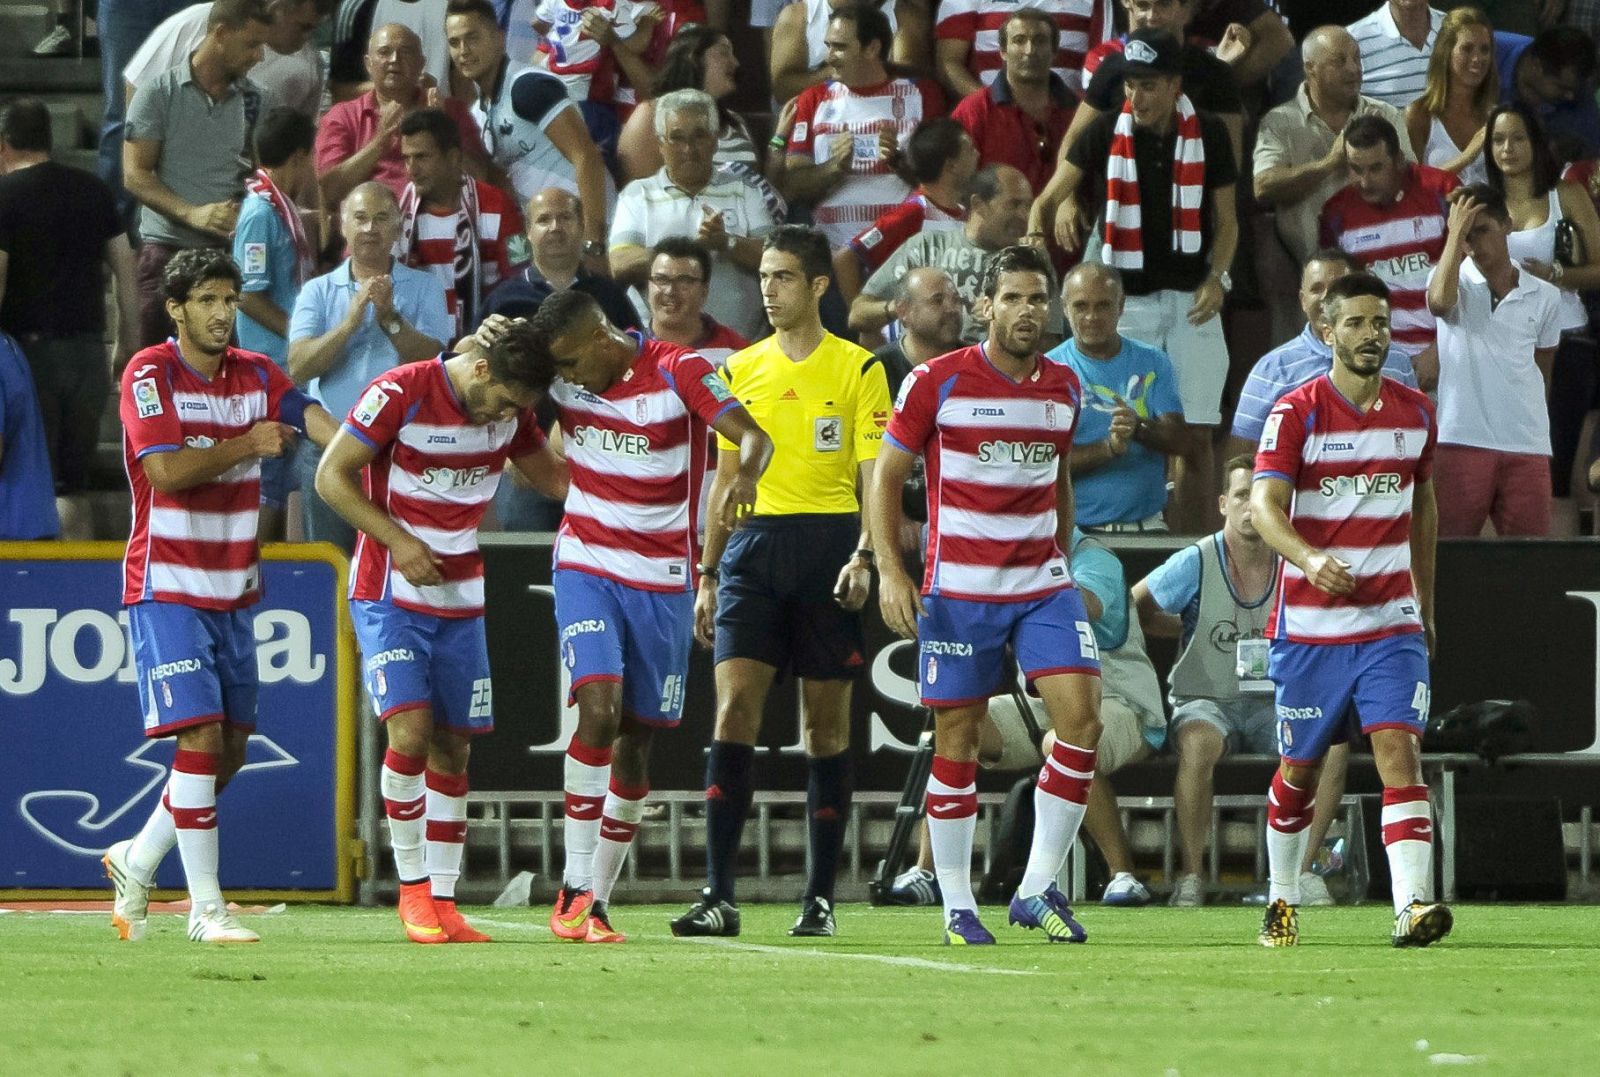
[716,332,891,517]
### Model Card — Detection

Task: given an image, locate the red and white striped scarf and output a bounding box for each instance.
[245,168,315,286]
[397,176,483,334]
[1102,93,1205,271]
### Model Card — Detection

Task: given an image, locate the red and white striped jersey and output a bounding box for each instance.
[120,340,310,610]
[885,344,1082,602]
[1254,374,1437,644]
[686,318,748,367]
[400,180,522,335]
[788,77,944,248]
[1318,164,1459,356]
[850,187,966,271]
[551,334,743,592]
[936,0,1109,91]
[344,357,544,618]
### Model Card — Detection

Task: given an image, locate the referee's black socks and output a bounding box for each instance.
[704,741,755,904]
[803,751,853,904]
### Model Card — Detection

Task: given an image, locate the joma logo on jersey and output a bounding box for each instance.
[426,434,458,445]
[970,407,1005,417]
[420,465,490,489]
[572,426,650,457]
[1319,473,1402,498]
[977,440,1056,465]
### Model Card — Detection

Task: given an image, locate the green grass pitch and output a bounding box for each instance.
[4,904,1596,1075]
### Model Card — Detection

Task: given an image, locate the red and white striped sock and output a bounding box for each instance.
[167,749,222,908]
[1382,785,1434,915]
[562,736,612,891]
[592,779,648,904]
[127,793,177,884]
[1266,771,1315,905]
[1019,741,1095,898]
[381,748,427,884]
[926,755,978,916]
[425,769,470,901]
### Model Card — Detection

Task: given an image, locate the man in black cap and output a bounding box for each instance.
[1036,29,1237,534]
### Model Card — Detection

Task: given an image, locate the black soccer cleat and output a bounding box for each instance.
[669,892,741,937]
[788,896,836,937]
[1393,901,1453,948]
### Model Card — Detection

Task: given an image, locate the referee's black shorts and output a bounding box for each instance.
[713,513,866,681]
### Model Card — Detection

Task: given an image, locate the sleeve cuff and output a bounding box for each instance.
[340,421,379,452]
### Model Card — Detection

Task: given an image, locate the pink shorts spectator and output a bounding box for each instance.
[1433,444,1552,538]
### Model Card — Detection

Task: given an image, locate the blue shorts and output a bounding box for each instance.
[554,568,694,726]
[351,600,494,736]
[917,589,1101,708]
[1269,633,1431,765]
[128,601,259,738]
[259,453,294,508]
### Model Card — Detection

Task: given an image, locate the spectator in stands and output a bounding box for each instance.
[1180,0,1295,91]
[617,26,760,182]
[1319,114,1455,390]
[951,6,1079,197]
[608,0,714,122]
[872,266,963,394]
[769,0,931,105]
[1404,6,1497,187]
[852,164,1043,343]
[834,118,976,305]
[234,106,318,540]
[331,0,457,101]
[123,0,270,347]
[0,99,135,540]
[446,0,611,266]
[317,22,489,207]
[397,108,523,338]
[530,0,657,164]
[1427,184,1563,537]
[779,4,944,250]
[0,331,60,540]
[124,0,330,119]
[1497,26,1600,162]
[935,0,1110,99]
[288,182,452,549]
[643,236,749,365]
[481,187,639,329]
[609,90,779,342]
[98,0,190,224]
[1048,262,1187,533]
[1347,0,1443,109]
[1229,250,1418,461]
[1047,30,1238,533]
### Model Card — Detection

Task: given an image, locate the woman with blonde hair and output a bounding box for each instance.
[1404,6,1497,184]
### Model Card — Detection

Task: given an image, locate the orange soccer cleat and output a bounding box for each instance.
[434,899,492,943]
[398,880,448,944]
[583,903,626,943]
[549,886,594,940]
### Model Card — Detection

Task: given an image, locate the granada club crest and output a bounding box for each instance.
[1045,400,1057,428]
[1394,430,1406,458]
[637,396,649,424]
[926,654,938,685]
[374,668,387,697]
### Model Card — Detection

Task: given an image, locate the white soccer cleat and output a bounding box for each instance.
[1299,871,1335,907]
[187,901,260,944]
[1167,873,1203,907]
[103,839,150,942]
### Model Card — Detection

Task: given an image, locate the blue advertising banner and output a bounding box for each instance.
[1,544,356,898]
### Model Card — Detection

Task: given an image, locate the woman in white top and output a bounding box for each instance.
[1404,6,1495,186]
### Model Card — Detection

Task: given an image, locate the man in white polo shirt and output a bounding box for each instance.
[1426,183,1562,537]
[1346,0,1443,109]
[609,90,779,342]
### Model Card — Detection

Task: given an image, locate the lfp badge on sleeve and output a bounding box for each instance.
[0,543,358,899]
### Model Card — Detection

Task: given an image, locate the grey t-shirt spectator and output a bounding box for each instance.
[124,63,266,248]
[860,229,1064,343]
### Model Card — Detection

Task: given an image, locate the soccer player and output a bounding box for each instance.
[102,248,339,944]
[1250,272,1450,949]
[517,293,773,944]
[671,225,891,939]
[868,244,1103,945]
[315,319,570,944]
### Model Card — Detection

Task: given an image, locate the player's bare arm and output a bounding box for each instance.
[301,403,341,449]
[1411,477,1439,657]
[834,458,876,612]
[510,441,570,501]
[694,450,739,649]
[708,408,774,532]
[866,442,924,640]
[315,429,444,586]
[1053,450,1077,559]
[1249,475,1355,597]
[141,421,296,494]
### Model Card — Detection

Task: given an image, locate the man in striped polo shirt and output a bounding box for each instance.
[315,320,571,944]
[1250,272,1450,950]
[102,248,340,945]
[1346,0,1443,109]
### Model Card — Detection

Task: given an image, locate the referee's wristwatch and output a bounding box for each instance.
[696,563,720,583]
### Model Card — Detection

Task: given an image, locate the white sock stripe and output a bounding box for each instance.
[926,777,978,797]
[1042,756,1094,782]
[1381,801,1432,823]
[166,770,215,810]
[602,792,648,824]
[563,756,611,797]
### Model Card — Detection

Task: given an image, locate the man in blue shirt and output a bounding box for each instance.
[1046,262,1188,532]
[1229,250,1418,460]
[235,106,318,540]
[288,181,453,550]
[1496,27,1600,162]
[0,331,61,539]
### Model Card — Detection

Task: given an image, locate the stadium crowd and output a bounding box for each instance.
[0,0,1593,947]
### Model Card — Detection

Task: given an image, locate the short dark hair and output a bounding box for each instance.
[901,118,969,186]
[0,98,51,154]
[484,319,558,393]
[445,0,499,27]
[1305,247,1360,274]
[764,224,832,282]
[164,248,243,305]
[1321,271,1390,324]
[653,24,726,96]
[965,163,1008,210]
[254,105,315,167]
[527,287,602,341]
[1224,453,1255,481]
[652,236,712,284]
[399,107,461,154]
[830,3,894,62]
[1528,26,1597,82]
[1342,114,1402,160]
[978,244,1055,301]
[1455,181,1511,223]
[999,6,1058,49]
[208,0,272,31]
[1483,102,1561,198]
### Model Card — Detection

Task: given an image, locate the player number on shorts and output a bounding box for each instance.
[1411,681,1431,722]
[1075,621,1099,662]
[468,678,493,719]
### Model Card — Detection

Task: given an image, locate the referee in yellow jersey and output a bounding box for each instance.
[669,225,891,940]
